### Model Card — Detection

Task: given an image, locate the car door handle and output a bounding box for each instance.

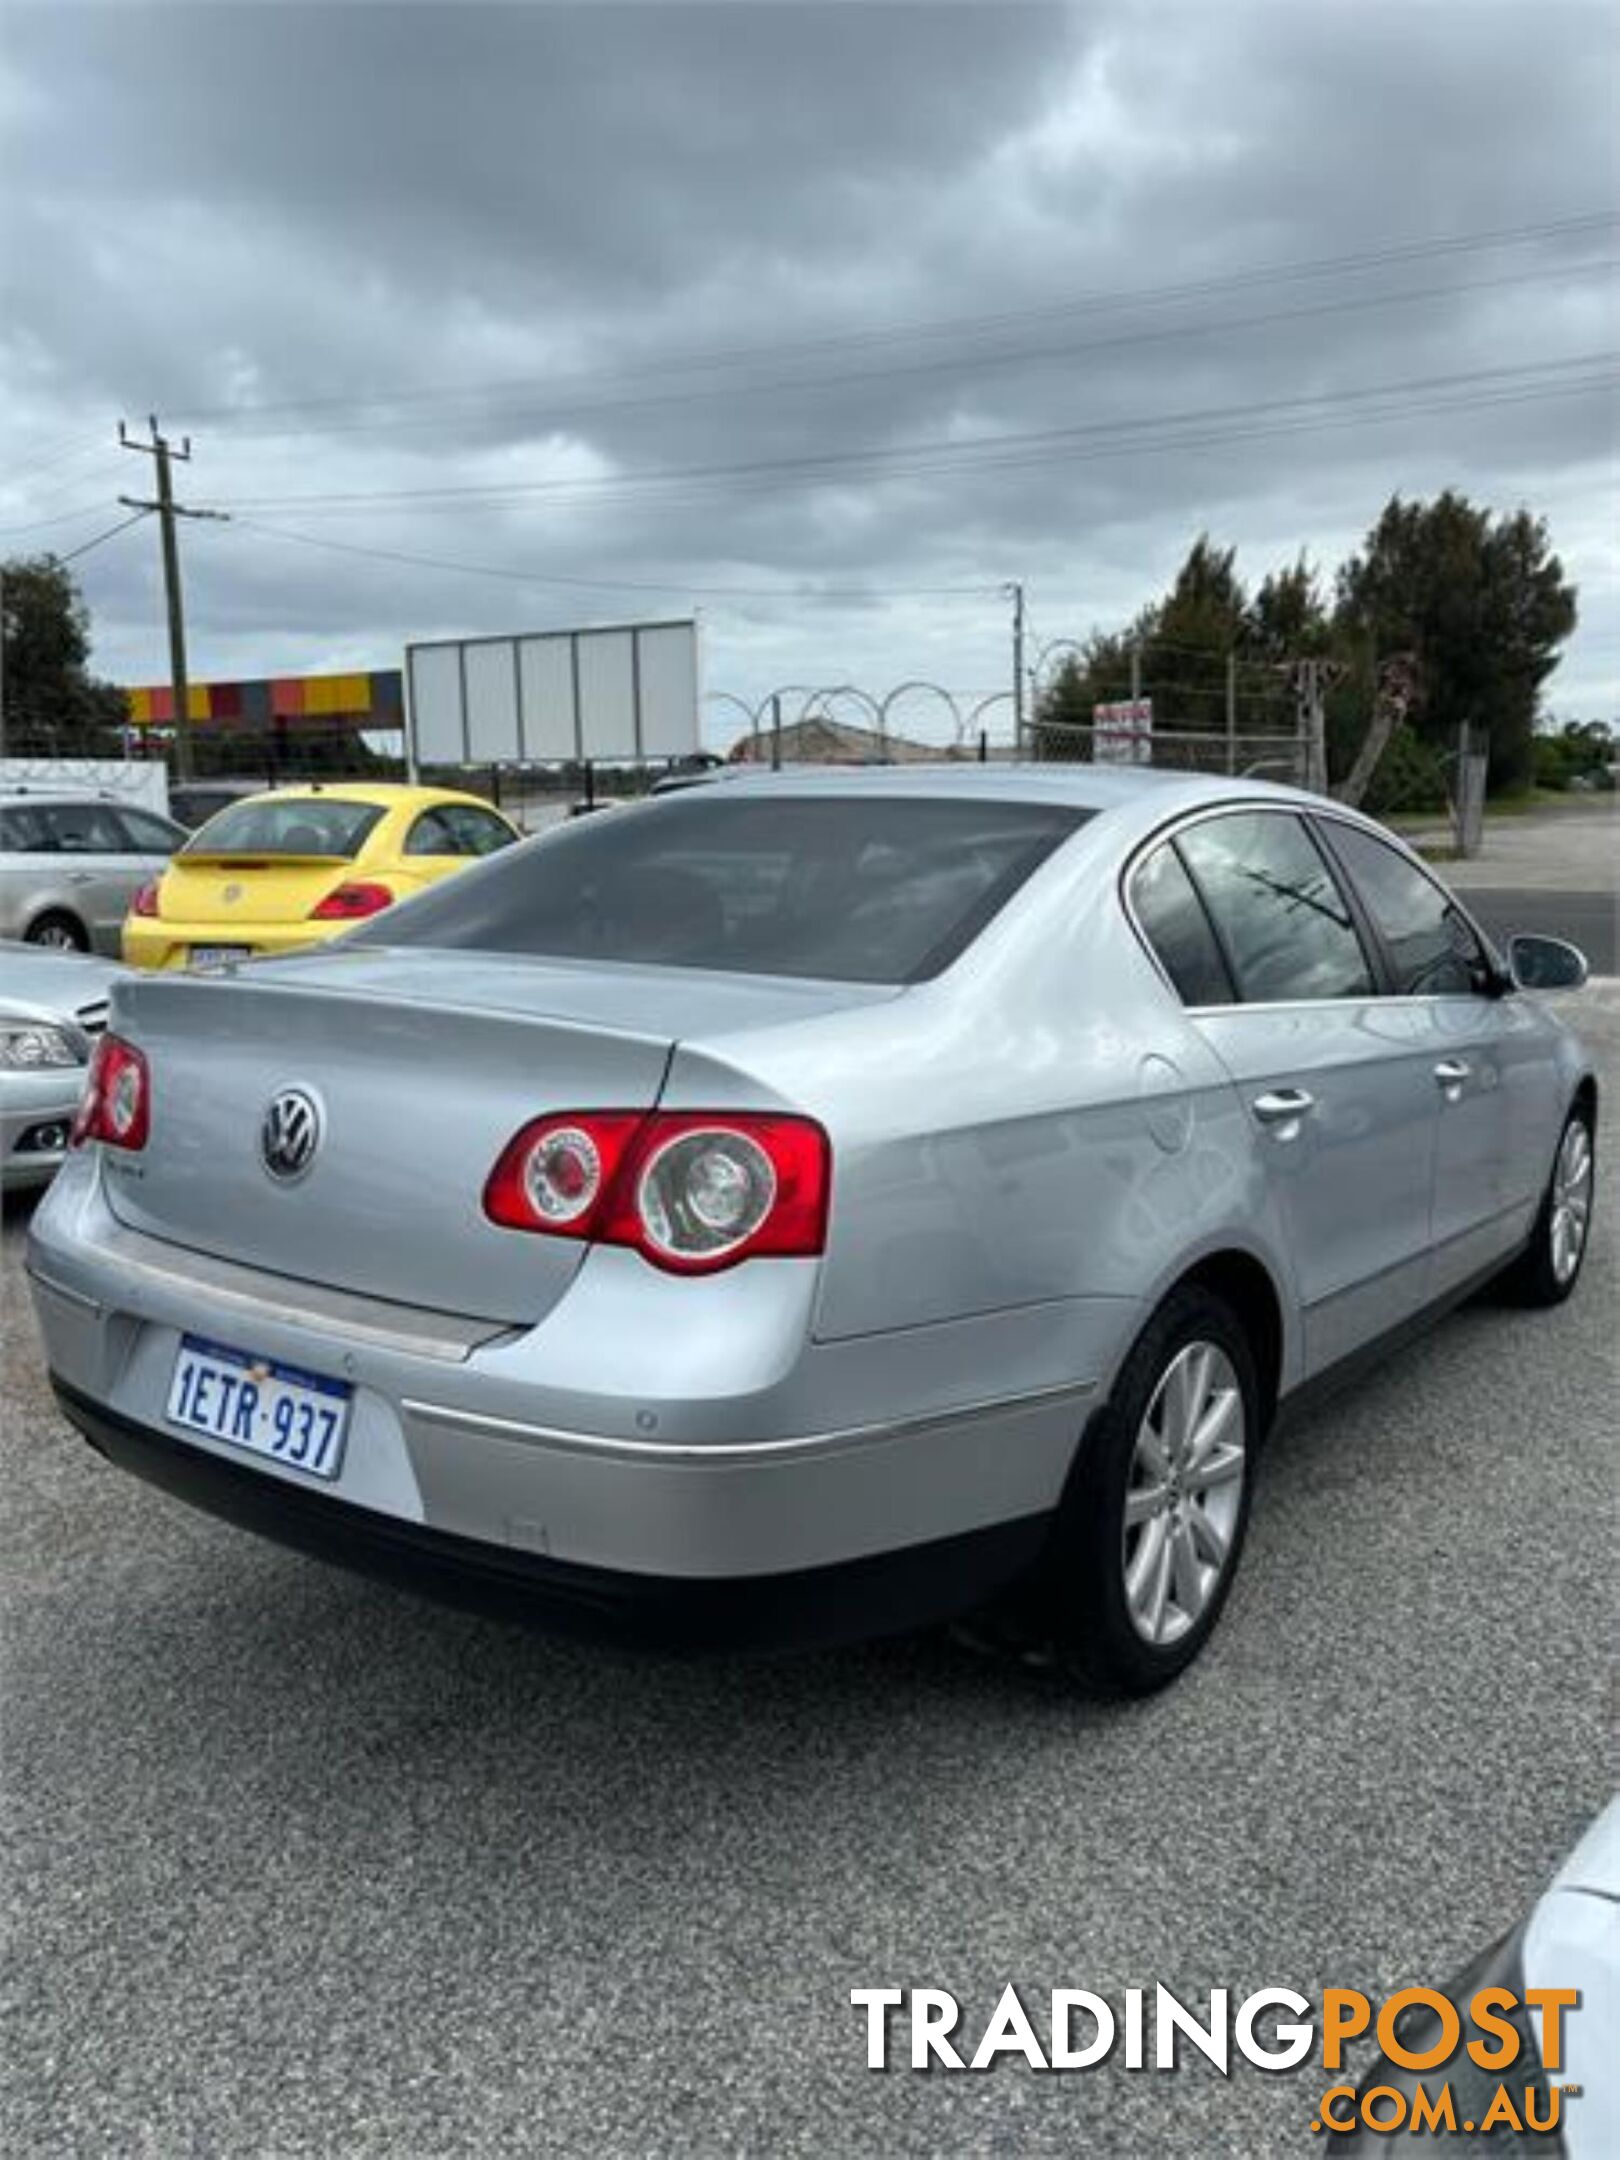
[1433,1059,1471,1094]
[1252,1088,1315,1130]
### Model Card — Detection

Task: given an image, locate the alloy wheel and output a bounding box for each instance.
[1121,1341,1247,1648]
[1549,1119,1593,1285]
[30,922,81,950]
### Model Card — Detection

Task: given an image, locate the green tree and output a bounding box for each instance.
[1334,492,1576,793]
[0,555,129,756]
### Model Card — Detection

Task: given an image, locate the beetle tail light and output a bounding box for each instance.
[131,879,160,918]
[483,1111,830,1273]
[310,881,394,921]
[71,1033,150,1152]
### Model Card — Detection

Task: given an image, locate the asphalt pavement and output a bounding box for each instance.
[2,988,1615,2159]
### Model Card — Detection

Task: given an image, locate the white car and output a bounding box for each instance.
[0,941,120,1189]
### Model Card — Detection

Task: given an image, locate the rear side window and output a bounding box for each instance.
[184,798,385,858]
[361,794,1088,984]
[116,808,185,853]
[1130,842,1235,1006]
[1178,811,1372,1003]
[1319,822,1489,996]
[404,804,516,857]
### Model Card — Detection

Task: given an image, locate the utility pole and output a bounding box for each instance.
[1008,582,1026,756]
[1225,649,1237,774]
[1129,642,1142,703]
[118,417,226,782]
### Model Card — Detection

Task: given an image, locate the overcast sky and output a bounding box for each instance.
[2,0,1614,748]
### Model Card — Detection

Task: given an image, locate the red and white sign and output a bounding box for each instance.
[1093,698,1154,765]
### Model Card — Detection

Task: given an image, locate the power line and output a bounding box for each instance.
[221,517,1003,602]
[54,508,152,563]
[191,253,1619,450]
[220,363,1608,608]
[168,208,1615,427]
[212,353,1616,516]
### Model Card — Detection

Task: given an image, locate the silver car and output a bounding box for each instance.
[1,941,119,1189]
[0,792,186,952]
[25,769,1597,1690]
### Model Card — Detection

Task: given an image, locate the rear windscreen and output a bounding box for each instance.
[360,793,1087,984]
[184,798,385,858]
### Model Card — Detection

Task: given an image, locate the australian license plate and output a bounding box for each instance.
[166,1335,351,1480]
[188,945,251,969]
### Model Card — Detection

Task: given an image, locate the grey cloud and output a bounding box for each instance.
[1,0,1613,731]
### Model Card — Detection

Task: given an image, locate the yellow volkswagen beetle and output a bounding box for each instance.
[123,783,521,970]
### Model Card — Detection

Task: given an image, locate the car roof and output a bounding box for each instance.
[0,788,152,808]
[655,761,1326,817]
[205,782,501,811]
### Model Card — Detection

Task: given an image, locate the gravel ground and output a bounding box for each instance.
[2,988,1615,2159]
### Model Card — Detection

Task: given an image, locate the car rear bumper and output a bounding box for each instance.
[27,1153,1108,1637]
[121,917,352,970]
[50,1377,1049,1649]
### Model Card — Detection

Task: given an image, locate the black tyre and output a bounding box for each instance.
[1498,1103,1595,1309]
[1036,1284,1259,1695]
[24,911,89,952]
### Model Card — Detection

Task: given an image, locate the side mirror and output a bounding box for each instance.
[1507,933,1589,991]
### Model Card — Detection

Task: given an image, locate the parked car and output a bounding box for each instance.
[27,769,1595,1688]
[1,940,121,1190]
[0,791,186,953]
[121,782,520,969]
[1328,1796,1618,2154]
[165,776,272,830]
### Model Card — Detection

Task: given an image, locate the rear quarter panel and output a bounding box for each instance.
[667,819,1298,1381]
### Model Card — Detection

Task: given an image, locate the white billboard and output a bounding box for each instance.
[405,619,701,769]
[1092,697,1154,765]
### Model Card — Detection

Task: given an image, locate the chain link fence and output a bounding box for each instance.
[1028,721,1308,787]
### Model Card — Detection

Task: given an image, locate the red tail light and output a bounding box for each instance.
[310,881,394,921]
[131,879,160,918]
[71,1033,150,1152]
[484,1111,830,1273]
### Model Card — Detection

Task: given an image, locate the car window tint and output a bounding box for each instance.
[448,805,516,855]
[117,808,184,853]
[1321,822,1487,996]
[0,806,53,851]
[43,803,126,853]
[405,805,513,857]
[404,808,458,856]
[1130,842,1235,1005]
[361,794,1089,985]
[184,798,385,858]
[1178,811,1372,1003]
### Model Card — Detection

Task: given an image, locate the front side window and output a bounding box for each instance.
[1177,811,1373,1003]
[184,797,385,858]
[0,806,51,852]
[361,793,1088,985]
[1320,822,1489,996]
[1130,842,1235,1005]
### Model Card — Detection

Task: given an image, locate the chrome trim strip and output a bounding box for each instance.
[400,1377,1094,1463]
[39,1220,507,1364]
[24,1263,103,1316]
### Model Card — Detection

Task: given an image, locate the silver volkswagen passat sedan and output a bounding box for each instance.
[25,769,1596,1691]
